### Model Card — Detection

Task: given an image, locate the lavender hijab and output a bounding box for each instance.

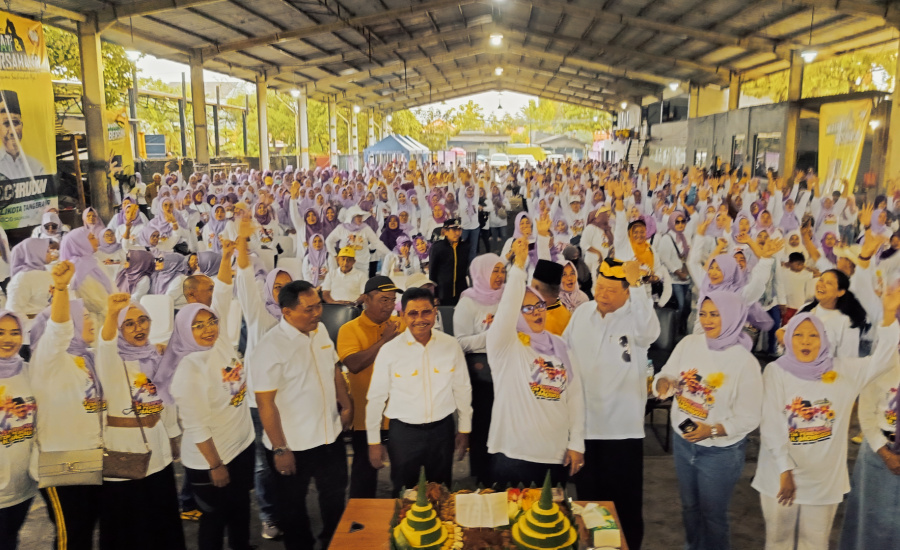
[152,253,189,295]
[264,268,291,319]
[305,233,328,287]
[0,311,25,377]
[59,227,113,293]
[774,313,833,381]
[116,303,167,402]
[154,304,218,404]
[9,238,49,277]
[30,299,97,384]
[700,254,745,294]
[515,285,572,366]
[116,250,156,294]
[460,253,504,306]
[699,291,752,351]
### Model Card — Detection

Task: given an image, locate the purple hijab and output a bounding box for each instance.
[98,229,122,254]
[10,238,49,277]
[306,233,328,287]
[380,215,406,251]
[264,268,290,319]
[59,227,113,293]
[666,210,690,257]
[30,299,97,384]
[699,291,752,351]
[460,253,504,306]
[151,253,189,295]
[82,207,105,238]
[821,232,837,265]
[515,285,572,365]
[116,304,167,402]
[701,254,745,294]
[155,304,218,406]
[0,311,25,377]
[197,251,221,277]
[774,313,833,381]
[116,250,156,294]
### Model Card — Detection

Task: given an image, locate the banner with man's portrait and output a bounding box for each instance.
[0,10,57,229]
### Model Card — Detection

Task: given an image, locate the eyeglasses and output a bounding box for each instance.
[618,335,632,362]
[191,317,219,330]
[521,301,547,315]
[44,223,58,230]
[122,316,150,332]
[675,219,686,225]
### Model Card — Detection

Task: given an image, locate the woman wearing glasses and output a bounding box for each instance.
[658,210,692,334]
[485,236,584,487]
[165,301,254,550]
[31,210,68,242]
[94,294,185,549]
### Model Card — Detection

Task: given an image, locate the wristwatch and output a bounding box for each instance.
[273,446,291,456]
[710,426,719,439]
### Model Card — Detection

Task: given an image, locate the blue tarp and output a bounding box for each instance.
[363,134,430,160]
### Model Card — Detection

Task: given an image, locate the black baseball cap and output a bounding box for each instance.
[442,218,462,229]
[364,275,403,294]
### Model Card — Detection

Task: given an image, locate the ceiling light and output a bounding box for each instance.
[495,67,503,76]
[669,82,679,91]
[800,50,818,63]
[490,33,504,46]
[620,101,628,109]
[290,89,301,98]
[339,68,358,76]
[386,114,393,122]
[870,119,881,130]
[353,105,361,113]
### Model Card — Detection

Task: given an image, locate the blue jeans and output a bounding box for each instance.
[462,227,480,264]
[672,283,691,334]
[490,226,506,253]
[251,407,279,524]
[839,439,900,549]
[673,434,746,550]
[766,306,781,355]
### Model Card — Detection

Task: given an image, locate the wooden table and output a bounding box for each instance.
[330,498,628,550]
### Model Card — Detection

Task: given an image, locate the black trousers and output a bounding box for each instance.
[573,438,644,550]
[350,430,386,498]
[0,497,32,550]
[185,442,255,550]
[387,415,454,497]
[41,484,101,550]
[466,353,494,485]
[100,463,185,550]
[490,453,568,488]
[266,440,348,550]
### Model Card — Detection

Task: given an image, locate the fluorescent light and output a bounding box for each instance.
[870,119,881,130]
[669,82,679,91]
[495,67,503,76]
[490,34,503,46]
[800,50,818,63]
[290,89,301,98]
[353,105,361,113]
[620,101,628,109]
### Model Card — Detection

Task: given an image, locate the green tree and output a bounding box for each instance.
[45,25,135,108]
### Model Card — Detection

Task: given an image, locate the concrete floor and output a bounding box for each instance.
[17,408,858,549]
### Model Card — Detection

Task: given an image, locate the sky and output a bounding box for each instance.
[135,55,537,116]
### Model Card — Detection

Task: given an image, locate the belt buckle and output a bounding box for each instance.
[63,462,79,473]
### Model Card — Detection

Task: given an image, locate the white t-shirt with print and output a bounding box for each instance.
[0,370,37,507]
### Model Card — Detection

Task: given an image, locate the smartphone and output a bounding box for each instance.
[679,419,698,433]
[528,242,535,251]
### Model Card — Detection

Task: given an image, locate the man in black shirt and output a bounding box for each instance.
[428,218,470,306]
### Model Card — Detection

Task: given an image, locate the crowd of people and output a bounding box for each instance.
[0,158,899,550]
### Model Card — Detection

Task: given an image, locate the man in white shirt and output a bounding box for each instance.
[322,246,366,305]
[0,90,46,181]
[366,286,473,496]
[250,280,353,549]
[564,257,660,550]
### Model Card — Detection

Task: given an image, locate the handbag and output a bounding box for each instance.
[101,359,152,480]
[38,448,104,488]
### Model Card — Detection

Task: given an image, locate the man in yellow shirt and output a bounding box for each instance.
[532,259,571,336]
[337,276,405,497]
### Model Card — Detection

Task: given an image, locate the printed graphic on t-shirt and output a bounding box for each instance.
[131,373,164,416]
[480,313,494,332]
[75,357,106,413]
[786,396,835,444]
[675,369,723,420]
[259,227,274,243]
[0,388,35,447]
[221,358,247,407]
[529,357,567,401]
[886,387,898,427]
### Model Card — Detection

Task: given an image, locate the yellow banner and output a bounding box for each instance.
[0,10,58,229]
[106,109,133,177]
[818,100,872,195]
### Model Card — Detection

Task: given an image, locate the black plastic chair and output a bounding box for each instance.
[320,304,361,344]
[646,306,678,452]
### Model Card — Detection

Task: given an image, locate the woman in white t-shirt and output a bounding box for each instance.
[29,261,102,550]
[6,238,55,357]
[453,253,505,484]
[151,253,191,309]
[95,295,185,549]
[166,303,254,550]
[798,269,867,358]
[0,310,36,550]
[485,238,584,487]
[753,303,900,550]
[654,291,763,550]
